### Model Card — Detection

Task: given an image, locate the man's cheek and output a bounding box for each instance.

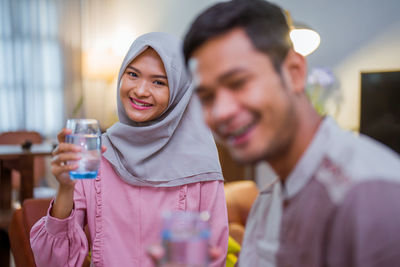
[203,109,215,128]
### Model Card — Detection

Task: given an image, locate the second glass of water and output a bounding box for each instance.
[161,211,210,267]
[65,119,101,179]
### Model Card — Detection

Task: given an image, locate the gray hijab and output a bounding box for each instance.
[102,32,223,187]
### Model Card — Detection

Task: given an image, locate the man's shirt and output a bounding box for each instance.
[239,117,400,267]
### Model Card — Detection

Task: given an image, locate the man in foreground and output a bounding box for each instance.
[183,0,400,266]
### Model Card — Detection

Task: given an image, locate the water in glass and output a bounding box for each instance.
[65,119,101,179]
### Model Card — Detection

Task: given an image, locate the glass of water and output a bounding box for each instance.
[65,119,101,179]
[161,211,210,267]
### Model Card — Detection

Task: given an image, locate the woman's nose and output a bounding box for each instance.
[134,80,151,97]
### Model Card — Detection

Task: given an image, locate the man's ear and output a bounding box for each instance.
[283,49,307,93]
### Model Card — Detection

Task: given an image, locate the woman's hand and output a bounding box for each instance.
[50,128,107,219]
[147,244,222,266]
[51,128,107,188]
[51,128,81,189]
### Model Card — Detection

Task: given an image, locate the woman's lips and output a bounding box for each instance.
[130,97,153,110]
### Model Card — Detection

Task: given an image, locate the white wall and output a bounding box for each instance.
[270,0,400,130]
[334,20,400,130]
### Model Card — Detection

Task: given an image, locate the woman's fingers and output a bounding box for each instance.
[57,128,71,143]
[147,244,165,266]
[52,143,81,157]
[147,243,222,265]
[51,128,81,186]
[208,246,223,260]
[51,152,80,169]
[51,152,81,165]
[51,142,81,180]
[51,161,79,177]
[51,156,79,182]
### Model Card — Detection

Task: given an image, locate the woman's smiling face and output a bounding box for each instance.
[120,48,170,123]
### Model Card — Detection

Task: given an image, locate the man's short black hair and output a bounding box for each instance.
[183,0,292,73]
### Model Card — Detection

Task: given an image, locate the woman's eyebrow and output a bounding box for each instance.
[151,74,168,80]
[126,65,141,74]
[126,65,167,79]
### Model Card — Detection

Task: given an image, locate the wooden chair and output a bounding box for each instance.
[8,198,50,267]
[8,198,91,267]
[224,180,259,245]
[0,131,46,189]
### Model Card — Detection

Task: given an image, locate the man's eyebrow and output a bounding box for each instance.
[217,67,246,83]
[195,85,209,94]
[195,68,247,94]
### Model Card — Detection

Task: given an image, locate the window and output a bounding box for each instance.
[0,0,64,137]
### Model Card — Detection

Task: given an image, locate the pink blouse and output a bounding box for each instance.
[30,157,228,266]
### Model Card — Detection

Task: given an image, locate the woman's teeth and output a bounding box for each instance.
[132,99,152,107]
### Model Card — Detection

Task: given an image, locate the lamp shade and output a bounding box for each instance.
[285,10,321,57]
[290,27,321,56]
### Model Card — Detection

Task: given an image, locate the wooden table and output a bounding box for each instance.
[0,143,53,265]
[0,143,53,212]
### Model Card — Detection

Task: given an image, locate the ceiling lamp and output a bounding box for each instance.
[285,11,321,57]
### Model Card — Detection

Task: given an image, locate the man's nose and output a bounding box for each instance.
[211,88,239,123]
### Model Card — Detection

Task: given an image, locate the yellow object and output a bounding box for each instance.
[226,236,241,267]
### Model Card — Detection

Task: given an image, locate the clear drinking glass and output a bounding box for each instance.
[65,119,101,179]
[161,211,210,267]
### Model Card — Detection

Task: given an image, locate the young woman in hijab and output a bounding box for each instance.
[30,32,228,267]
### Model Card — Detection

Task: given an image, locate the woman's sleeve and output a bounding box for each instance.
[30,181,88,267]
[200,180,229,267]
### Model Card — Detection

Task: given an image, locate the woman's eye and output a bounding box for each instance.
[154,80,166,86]
[127,72,138,77]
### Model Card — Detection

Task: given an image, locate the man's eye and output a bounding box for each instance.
[198,93,214,105]
[228,78,247,90]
